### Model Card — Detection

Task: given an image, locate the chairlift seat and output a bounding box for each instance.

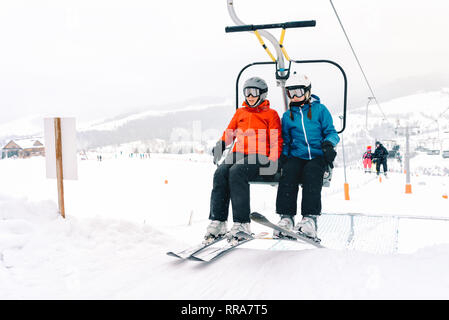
[248,167,332,188]
[248,172,281,186]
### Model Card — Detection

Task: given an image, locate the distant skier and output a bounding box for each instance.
[372,141,389,176]
[275,74,340,240]
[205,77,283,243]
[362,146,373,173]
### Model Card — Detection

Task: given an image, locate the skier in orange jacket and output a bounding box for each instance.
[204,76,283,243]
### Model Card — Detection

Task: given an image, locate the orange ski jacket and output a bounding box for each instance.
[220,100,283,162]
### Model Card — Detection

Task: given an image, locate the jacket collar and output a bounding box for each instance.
[289,94,320,113]
[242,99,270,111]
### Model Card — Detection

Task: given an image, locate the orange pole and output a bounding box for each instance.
[344,183,350,200]
[405,184,412,194]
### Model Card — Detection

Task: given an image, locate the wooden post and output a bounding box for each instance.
[54,117,65,218]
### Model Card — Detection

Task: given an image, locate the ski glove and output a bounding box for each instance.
[321,140,337,168]
[212,140,226,165]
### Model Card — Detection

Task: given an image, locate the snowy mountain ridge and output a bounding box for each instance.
[78,99,233,132]
[0,99,232,140]
[1,89,449,151]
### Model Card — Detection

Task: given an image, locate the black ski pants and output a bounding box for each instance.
[276,156,326,217]
[376,158,388,174]
[209,152,271,223]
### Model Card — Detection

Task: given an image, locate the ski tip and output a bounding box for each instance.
[250,212,266,221]
[166,252,182,259]
[250,211,262,217]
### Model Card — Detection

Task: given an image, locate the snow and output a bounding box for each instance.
[1,155,449,299]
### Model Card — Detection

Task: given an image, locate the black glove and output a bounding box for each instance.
[212,140,226,165]
[321,141,337,168]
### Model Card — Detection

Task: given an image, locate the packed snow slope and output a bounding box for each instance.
[1,155,449,299]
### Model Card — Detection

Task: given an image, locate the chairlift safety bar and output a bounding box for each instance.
[234,60,348,134]
[226,20,316,63]
[225,20,316,33]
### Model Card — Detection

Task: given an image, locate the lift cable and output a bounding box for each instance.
[329,0,387,120]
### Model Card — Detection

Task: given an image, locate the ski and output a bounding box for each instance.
[166,236,227,260]
[250,212,325,248]
[190,232,256,262]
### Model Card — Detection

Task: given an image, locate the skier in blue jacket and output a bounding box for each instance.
[274,73,340,239]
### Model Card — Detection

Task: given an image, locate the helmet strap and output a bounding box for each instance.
[289,100,307,108]
[246,97,262,108]
[288,90,311,108]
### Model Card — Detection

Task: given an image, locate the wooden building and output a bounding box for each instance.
[1,139,45,159]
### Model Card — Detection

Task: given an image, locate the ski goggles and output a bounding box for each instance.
[243,87,267,97]
[286,86,307,99]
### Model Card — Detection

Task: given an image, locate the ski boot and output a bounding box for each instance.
[294,215,318,240]
[227,222,252,243]
[273,215,295,239]
[203,220,227,244]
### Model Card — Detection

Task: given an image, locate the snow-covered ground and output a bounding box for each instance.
[1,155,449,299]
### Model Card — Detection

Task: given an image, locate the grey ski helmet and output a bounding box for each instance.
[243,77,268,107]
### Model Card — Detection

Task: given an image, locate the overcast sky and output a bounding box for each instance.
[1,0,449,125]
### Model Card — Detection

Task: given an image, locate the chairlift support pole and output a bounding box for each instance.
[339,115,350,200]
[405,126,411,193]
[396,125,419,194]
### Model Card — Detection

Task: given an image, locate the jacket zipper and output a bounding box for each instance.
[248,112,253,154]
[299,107,312,160]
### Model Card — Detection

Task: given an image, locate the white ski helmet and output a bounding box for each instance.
[285,73,312,101]
[243,77,268,107]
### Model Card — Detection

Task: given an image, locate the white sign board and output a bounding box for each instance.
[44,117,78,180]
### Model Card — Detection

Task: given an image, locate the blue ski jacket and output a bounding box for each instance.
[281,95,340,160]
